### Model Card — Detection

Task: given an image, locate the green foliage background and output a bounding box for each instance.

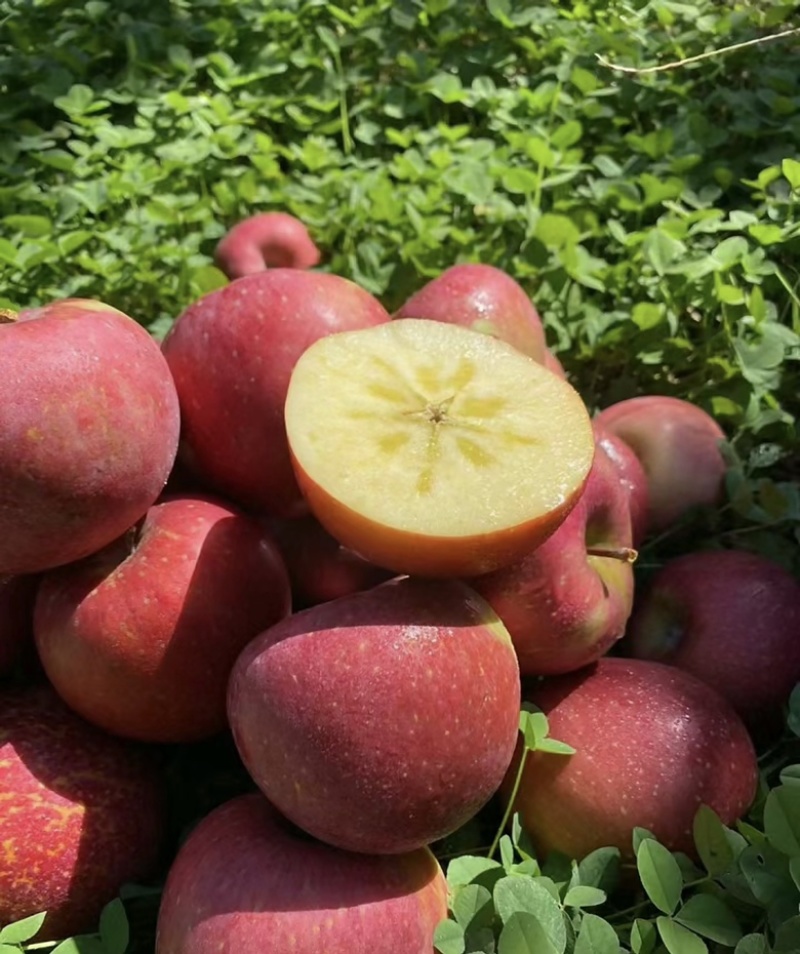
[0,0,798,565]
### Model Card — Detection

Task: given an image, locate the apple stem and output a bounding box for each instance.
[586,545,639,564]
[0,309,18,324]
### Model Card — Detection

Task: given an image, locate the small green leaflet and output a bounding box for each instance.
[657,917,708,954]
[0,912,47,945]
[636,839,683,915]
[574,913,621,954]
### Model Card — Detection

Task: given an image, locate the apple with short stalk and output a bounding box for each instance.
[155,793,448,954]
[34,494,291,743]
[626,548,800,729]
[594,395,726,534]
[500,657,758,862]
[214,211,321,279]
[284,318,595,578]
[393,263,547,362]
[0,684,165,940]
[227,576,521,854]
[0,299,180,575]
[472,436,636,676]
[162,270,390,518]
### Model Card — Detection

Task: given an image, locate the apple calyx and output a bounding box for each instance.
[0,309,18,324]
[585,545,638,564]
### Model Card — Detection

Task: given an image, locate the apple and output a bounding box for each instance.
[543,348,568,379]
[162,270,390,518]
[500,657,758,862]
[264,514,394,609]
[214,211,321,279]
[393,262,547,363]
[284,318,595,578]
[0,299,180,576]
[33,494,292,743]
[0,684,165,940]
[0,574,39,678]
[593,421,649,547]
[227,576,521,854]
[471,435,636,676]
[594,395,726,534]
[155,793,448,954]
[626,548,800,728]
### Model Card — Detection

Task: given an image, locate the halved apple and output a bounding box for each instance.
[284,318,595,578]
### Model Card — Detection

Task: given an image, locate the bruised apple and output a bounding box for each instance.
[227,576,521,854]
[284,319,595,578]
[214,211,321,279]
[162,270,390,518]
[34,495,291,743]
[0,685,165,940]
[155,794,448,954]
[0,300,180,575]
[393,263,547,362]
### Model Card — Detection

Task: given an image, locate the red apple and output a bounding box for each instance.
[265,514,394,609]
[0,575,39,677]
[626,548,800,727]
[161,270,390,518]
[500,658,758,862]
[0,684,165,940]
[214,212,321,279]
[33,494,291,743]
[593,421,649,547]
[472,437,636,676]
[543,348,568,379]
[0,299,180,576]
[594,395,726,534]
[393,263,547,362]
[156,792,448,954]
[227,576,521,854]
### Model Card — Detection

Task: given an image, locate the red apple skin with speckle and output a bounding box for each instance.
[33,495,291,743]
[0,575,39,677]
[214,212,322,279]
[0,685,165,940]
[500,658,758,861]
[627,549,800,727]
[155,793,448,954]
[227,576,521,854]
[393,263,547,363]
[0,299,180,576]
[162,271,390,518]
[593,422,650,547]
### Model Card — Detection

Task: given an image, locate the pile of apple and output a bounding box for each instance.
[1,212,799,953]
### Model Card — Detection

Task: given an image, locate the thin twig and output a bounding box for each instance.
[596,26,800,75]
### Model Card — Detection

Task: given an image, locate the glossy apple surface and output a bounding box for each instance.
[34,495,291,743]
[500,657,758,861]
[0,299,180,575]
[228,576,521,854]
[162,270,390,518]
[155,793,448,954]
[214,211,321,279]
[394,262,547,362]
[593,421,649,546]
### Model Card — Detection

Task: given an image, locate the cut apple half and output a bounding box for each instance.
[284,318,595,577]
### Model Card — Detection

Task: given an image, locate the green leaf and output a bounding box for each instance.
[734,935,769,954]
[535,214,581,249]
[748,223,784,245]
[782,157,800,190]
[738,843,793,905]
[764,784,800,855]
[536,738,577,756]
[643,229,686,275]
[502,168,540,194]
[574,914,620,954]
[656,917,708,954]
[564,886,607,908]
[693,805,736,877]
[51,938,106,954]
[434,919,466,954]
[447,856,505,890]
[0,945,22,954]
[493,877,566,952]
[674,895,742,946]
[98,898,129,954]
[3,215,51,238]
[453,883,493,932]
[577,847,621,893]
[775,915,800,952]
[637,840,683,915]
[631,919,657,954]
[498,911,560,954]
[0,912,47,944]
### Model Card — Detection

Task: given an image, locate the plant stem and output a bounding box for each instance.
[487,747,530,860]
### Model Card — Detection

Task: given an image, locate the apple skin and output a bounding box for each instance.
[393,263,547,362]
[0,684,165,940]
[33,494,292,743]
[0,299,181,575]
[264,514,394,609]
[593,421,649,547]
[626,548,800,728]
[594,395,726,534]
[543,348,568,379]
[500,658,758,862]
[471,437,635,676]
[162,270,390,518]
[155,793,448,954]
[0,574,39,678]
[227,576,521,854]
[214,212,321,279]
